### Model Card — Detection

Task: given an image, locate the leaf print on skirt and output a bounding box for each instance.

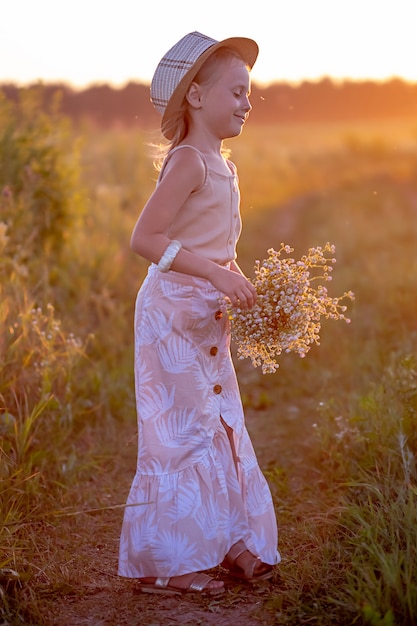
[118,265,281,578]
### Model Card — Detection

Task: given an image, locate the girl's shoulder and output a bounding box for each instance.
[163,144,207,166]
[168,144,205,158]
[159,145,208,190]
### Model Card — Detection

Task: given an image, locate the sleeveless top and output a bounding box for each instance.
[158,145,242,266]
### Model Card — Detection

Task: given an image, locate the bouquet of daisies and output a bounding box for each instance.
[227,243,354,373]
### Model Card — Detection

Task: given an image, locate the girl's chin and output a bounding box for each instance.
[228,124,244,138]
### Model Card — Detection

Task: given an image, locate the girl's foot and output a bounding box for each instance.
[138,572,224,595]
[222,540,273,582]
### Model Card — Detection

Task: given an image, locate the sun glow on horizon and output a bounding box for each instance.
[1,0,416,88]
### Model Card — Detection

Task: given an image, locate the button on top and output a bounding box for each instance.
[214,310,223,320]
[213,384,222,394]
[210,346,218,356]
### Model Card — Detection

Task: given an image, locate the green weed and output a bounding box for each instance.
[2,86,417,624]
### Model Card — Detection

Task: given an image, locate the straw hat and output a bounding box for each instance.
[150,31,259,139]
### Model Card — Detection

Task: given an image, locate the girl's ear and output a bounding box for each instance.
[186,82,202,109]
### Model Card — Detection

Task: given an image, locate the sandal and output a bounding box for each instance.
[222,540,273,583]
[138,573,224,596]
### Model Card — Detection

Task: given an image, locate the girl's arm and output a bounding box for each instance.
[230,260,247,277]
[131,147,202,263]
[131,148,256,309]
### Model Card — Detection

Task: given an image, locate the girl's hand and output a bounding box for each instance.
[208,265,257,309]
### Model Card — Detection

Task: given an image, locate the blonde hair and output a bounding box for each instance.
[153,47,248,168]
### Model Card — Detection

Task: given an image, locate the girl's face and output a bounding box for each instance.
[195,57,252,140]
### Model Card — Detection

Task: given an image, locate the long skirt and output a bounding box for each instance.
[118,264,280,578]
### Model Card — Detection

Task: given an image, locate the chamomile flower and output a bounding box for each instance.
[227,243,354,373]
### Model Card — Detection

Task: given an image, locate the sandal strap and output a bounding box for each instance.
[226,539,248,564]
[154,577,170,589]
[154,573,216,592]
[188,573,214,592]
[244,556,262,579]
[225,541,269,580]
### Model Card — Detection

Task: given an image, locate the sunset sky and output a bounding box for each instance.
[2,0,415,87]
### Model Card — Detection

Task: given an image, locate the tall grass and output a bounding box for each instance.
[240,130,417,624]
[1,87,417,624]
[300,352,417,625]
[0,89,140,623]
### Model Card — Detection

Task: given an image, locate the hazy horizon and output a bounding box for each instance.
[2,0,416,88]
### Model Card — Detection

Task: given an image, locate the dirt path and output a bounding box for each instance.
[34,200,314,626]
[36,174,417,626]
[38,404,296,626]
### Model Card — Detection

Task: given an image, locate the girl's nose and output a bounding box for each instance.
[244,96,252,113]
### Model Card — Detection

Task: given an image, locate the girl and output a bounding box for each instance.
[118,31,280,596]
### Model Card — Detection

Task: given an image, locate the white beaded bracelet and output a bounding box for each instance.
[157,240,182,273]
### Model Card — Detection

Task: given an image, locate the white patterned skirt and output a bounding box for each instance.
[118,264,280,578]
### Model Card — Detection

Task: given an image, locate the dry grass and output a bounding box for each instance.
[2,89,417,624]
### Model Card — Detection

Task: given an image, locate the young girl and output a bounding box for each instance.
[118,31,280,596]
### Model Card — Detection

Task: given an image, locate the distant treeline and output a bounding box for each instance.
[2,78,417,127]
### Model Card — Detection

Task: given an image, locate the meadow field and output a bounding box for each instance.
[1,88,417,625]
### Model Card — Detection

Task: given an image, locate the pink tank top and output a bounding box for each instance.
[159,145,242,266]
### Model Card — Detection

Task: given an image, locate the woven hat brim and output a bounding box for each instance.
[161,36,259,140]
